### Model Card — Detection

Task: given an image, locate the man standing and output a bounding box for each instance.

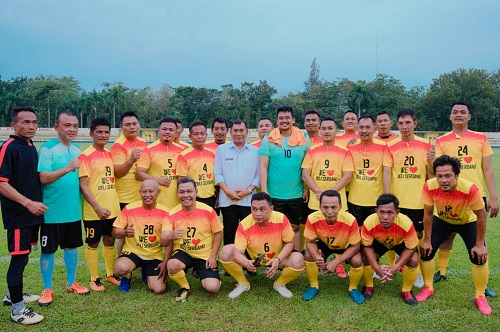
[251,117,273,148]
[79,118,121,292]
[214,120,259,245]
[335,110,359,148]
[303,110,322,145]
[37,112,89,308]
[173,118,190,149]
[417,155,491,315]
[0,107,46,324]
[259,106,311,250]
[375,110,398,142]
[205,117,229,153]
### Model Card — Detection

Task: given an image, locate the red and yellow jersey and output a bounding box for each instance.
[309,136,323,146]
[110,136,148,204]
[234,211,294,265]
[301,143,353,210]
[335,133,359,148]
[251,140,262,148]
[176,147,215,199]
[113,201,169,260]
[205,140,223,154]
[167,202,223,260]
[176,140,190,150]
[375,133,399,142]
[435,130,493,196]
[361,213,418,249]
[384,136,431,209]
[78,146,120,220]
[348,139,387,206]
[304,210,360,250]
[421,177,484,225]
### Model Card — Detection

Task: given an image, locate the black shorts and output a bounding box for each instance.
[118,252,162,277]
[347,202,375,226]
[399,208,424,233]
[7,225,39,255]
[40,221,83,254]
[370,241,409,258]
[83,218,116,244]
[273,197,304,225]
[316,240,348,258]
[171,250,220,280]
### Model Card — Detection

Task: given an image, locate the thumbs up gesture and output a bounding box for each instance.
[125,223,135,237]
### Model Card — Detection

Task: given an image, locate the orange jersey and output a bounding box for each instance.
[308,135,323,146]
[335,133,359,148]
[301,143,353,210]
[384,136,431,209]
[435,130,493,196]
[110,135,148,204]
[113,201,169,260]
[421,177,484,225]
[304,210,360,250]
[78,146,120,220]
[176,147,216,198]
[234,211,294,265]
[251,140,262,148]
[361,213,418,250]
[176,140,190,150]
[136,141,184,209]
[205,140,224,154]
[168,202,223,260]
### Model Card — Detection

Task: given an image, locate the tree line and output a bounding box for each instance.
[1,61,499,131]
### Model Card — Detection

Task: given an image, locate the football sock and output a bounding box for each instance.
[472,263,489,298]
[304,261,319,288]
[402,265,419,292]
[220,260,249,286]
[363,265,374,287]
[387,250,396,266]
[64,248,78,286]
[85,246,100,280]
[348,266,363,291]
[169,270,190,289]
[275,267,303,286]
[102,245,116,278]
[420,259,435,290]
[40,252,55,290]
[437,249,452,275]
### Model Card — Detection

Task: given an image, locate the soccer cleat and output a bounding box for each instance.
[433,271,446,283]
[485,284,497,298]
[362,286,374,300]
[302,287,320,301]
[228,283,250,299]
[335,264,347,279]
[118,276,132,292]
[175,288,190,303]
[89,278,106,292]
[192,269,200,279]
[416,286,434,302]
[106,275,121,286]
[66,282,90,295]
[38,289,54,307]
[348,289,365,304]
[3,293,40,306]
[273,284,293,298]
[401,291,418,306]
[373,271,381,280]
[475,296,492,315]
[11,307,44,325]
[413,274,424,288]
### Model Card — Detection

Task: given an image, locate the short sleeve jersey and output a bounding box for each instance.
[348,140,387,206]
[110,135,148,204]
[176,147,216,199]
[167,202,223,260]
[136,141,184,209]
[205,140,222,154]
[361,213,418,249]
[421,177,484,225]
[301,143,353,210]
[113,201,169,260]
[335,133,359,148]
[251,140,262,149]
[375,133,399,142]
[78,146,120,220]
[383,136,431,209]
[259,134,311,199]
[234,211,294,265]
[38,138,82,223]
[304,210,360,250]
[435,130,493,196]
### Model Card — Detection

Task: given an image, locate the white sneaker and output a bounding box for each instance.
[11,307,44,325]
[228,283,250,299]
[3,293,40,305]
[373,272,381,280]
[273,284,293,298]
[413,273,424,288]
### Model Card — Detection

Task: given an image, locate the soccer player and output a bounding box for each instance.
[205,117,229,153]
[173,118,190,149]
[361,194,420,305]
[112,179,169,294]
[303,110,322,145]
[37,112,89,308]
[214,120,259,245]
[219,192,304,299]
[375,110,398,142]
[79,118,121,292]
[251,117,273,148]
[136,117,185,210]
[163,177,223,303]
[417,155,491,315]
[259,106,311,251]
[302,190,364,303]
[0,107,46,324]
[335,110,359,148]
[431,102,498,298]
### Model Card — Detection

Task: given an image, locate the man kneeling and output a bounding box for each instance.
[220,192,304,299]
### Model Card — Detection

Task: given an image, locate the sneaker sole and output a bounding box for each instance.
[38,301,52,307]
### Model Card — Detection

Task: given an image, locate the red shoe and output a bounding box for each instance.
[416,286,434,302]
[335,264,347,279]
[362,286,374,300]
[475,296,492,315]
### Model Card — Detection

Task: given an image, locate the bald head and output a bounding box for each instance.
[140,179,160,209]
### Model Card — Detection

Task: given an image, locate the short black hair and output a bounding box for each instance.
[251,192,272,206]
[90,117,111,132]
[211,117,228,130]
[12,106,36,122]
[230,119,247,129]
[319,190,342,205]
[304,110,321,119]
[120,111,139,124]
[258,117,273,125]
[358,115,375,124]
[376,194,399,210]
[277,106,294,118]
[451,101,472,115]
[159,117,177,127]
[344,110,357,118]
[188,121,207,133]
[56,111,77,125]
[375,110,391,120]
[433,155,461,176]
[178,177,197,189]
[396,108,417,122]
[320,117,338,128]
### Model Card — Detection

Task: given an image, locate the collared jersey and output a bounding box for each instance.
[176,147,216,199]
[304,210,360,250]
[234,211,294,265]
[361,213,418,250]
[421,177,484,225]
[375,133,399,142]
[110,135,148,204]
[335,133,359,148]
[205,140,224,154]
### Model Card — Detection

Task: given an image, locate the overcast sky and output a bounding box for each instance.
[1,1,499,94]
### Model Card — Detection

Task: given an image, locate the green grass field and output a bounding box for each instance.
[0,149,499,331]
